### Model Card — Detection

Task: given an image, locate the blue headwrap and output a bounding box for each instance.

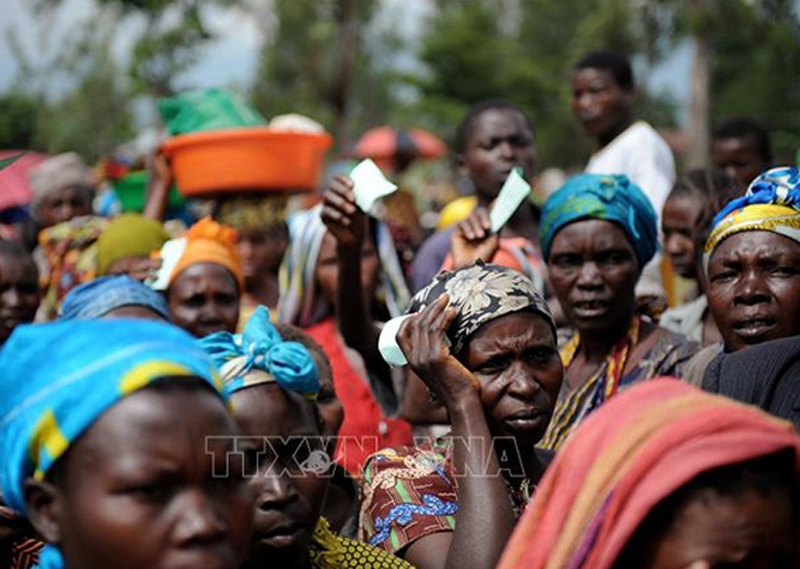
[711,166,800,227]
[540,174,659,268]
[200,306,318,398]
[59,275,170,320]
[0,319,223,569]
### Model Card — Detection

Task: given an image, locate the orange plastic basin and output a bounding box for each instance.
[161,127,333,195]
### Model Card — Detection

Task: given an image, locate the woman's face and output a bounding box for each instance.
[459,311,563,447]
[314,231,379,309]
[231,386,328,568]
[37,186,93,229]
[168,263,240,338]
[706,231,800,351]
[636,486,795,569]
[31,385,253,569]
[459,109,537,201]
[662,194,704,279]
[548,219,640,336]
[0,254,40,345]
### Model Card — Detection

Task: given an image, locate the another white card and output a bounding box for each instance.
[350,159,398,213]
[490,168,531,233]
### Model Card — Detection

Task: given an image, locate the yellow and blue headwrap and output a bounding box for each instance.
[704,167,800,273]
[200,306,319,399]
[0,319,223,514]
[540,174,659,269]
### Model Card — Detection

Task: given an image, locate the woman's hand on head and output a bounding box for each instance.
[450,207,499,269]
[397,294,481,410]
[320,175,366,250]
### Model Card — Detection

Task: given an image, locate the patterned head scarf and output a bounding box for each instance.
[408,263,555,355]
[151,217,244,291]
[59,275,170,320]
[540,174,659,269]
[277,206,411,327]
[0,319,223,512]
[704,166,800,273]
[497,379,800,569]
[200,306,319,399]
[96,214,170,276]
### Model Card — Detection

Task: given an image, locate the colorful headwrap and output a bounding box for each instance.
[277,206,411,327]
[96,213,170,276]
[151,217,244,291]
[200,305,318,399]
[704,166,800,273]
[59,275,170,320]
[540,174,658,269]
[408,263,554,355]
[497,379,800,569]
[0,319,223,512]
[215,195,289,230]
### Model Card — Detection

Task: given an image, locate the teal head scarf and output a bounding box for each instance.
[200,306,319,398]
[540,174,659,269]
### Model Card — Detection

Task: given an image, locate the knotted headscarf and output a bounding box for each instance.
[408,263,554,355]
[704,166,800,273]
[540,174,659,269]
[151,217,244,291]
[200,306,319,398]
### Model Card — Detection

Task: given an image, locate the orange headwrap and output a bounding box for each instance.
[168,217,244,289]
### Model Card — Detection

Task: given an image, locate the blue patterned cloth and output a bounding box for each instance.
[59,275,170,320]
[200,306,319,398]
[540,174,659,268]
[712,166,800,227]
[0,319,223,569]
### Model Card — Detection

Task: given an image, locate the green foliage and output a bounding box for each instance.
[0,91,40,149]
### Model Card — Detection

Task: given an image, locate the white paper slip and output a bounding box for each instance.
[378,314,412,368]
[350,159,398,214]
[490,168,531,233]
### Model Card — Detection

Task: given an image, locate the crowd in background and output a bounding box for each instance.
[0,50,799,569]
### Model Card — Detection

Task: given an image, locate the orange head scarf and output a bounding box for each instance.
[498,378,800,569]
[160,217,244,290]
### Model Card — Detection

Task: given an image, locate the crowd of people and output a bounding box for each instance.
[0,50,799,569]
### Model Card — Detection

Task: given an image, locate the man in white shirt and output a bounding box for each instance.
[572,50,676,301]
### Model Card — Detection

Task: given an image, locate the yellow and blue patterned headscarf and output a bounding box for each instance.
[704,167,800,273]
[0,319,223,517]
[540,174,659,269]
[200,306,319,399]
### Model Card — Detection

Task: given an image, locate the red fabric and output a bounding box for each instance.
[0,151,48,211]
[498,378,800,569]
[305,318,413,477]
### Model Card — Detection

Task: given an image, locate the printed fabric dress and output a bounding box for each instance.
[358,438,541,555]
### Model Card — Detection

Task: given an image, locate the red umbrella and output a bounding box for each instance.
[352,126,447,166]
[0,150,48,211]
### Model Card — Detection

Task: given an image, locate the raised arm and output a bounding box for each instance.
[396,295,517,569]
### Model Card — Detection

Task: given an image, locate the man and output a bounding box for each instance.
[712,118,772,188]
[572,50,676,302]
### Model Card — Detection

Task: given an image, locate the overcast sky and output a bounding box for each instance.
[0,0,692,125]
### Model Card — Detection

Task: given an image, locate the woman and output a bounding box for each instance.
[498,379,800,568]
[659,169,735,345]
[0,318,253,569]
[278,200,412,476]
[200,308,411,568]
[539,174,697,451]
[153,217,243,337]
[0,241,39,349]
[704,166,800,354]
[95,213,170,280]
[359,264,563,569]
